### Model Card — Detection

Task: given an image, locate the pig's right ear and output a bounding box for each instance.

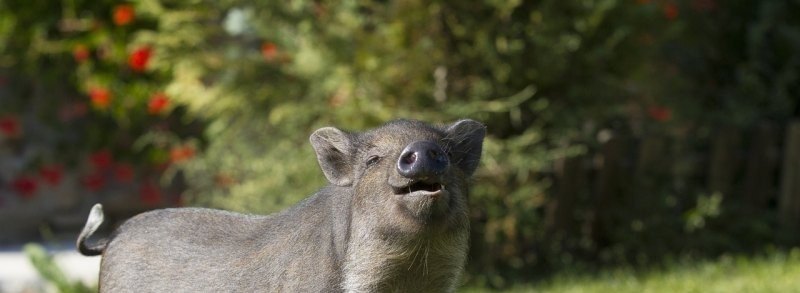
[310,127,354,186]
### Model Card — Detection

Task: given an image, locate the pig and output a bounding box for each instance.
[77,119,486,292]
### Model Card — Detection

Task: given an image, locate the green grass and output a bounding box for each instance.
[463,249,800,293]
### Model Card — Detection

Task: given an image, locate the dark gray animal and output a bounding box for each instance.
[77,119,485,292]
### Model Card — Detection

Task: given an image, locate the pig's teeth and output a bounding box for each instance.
[409,182,442,193]
[393,181,443,194]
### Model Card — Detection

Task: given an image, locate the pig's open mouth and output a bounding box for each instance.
[393,180,443,195]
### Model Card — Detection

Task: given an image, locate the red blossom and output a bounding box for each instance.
[73,45,90,63]
[663,2,679,20]
[0,116,21,138]
[170,145,195,163]
[39,164,64,186]
[261,42,278,61]
[128,46,152,72]
[140,181,162,206]
[114,163,135,183]
[12,176,38,198]
[148,93,170,114]
[81,172,106,191]
[89,150,114,170]
[112,4,135,26]
[648,106,673,122]
[89,87,112,109]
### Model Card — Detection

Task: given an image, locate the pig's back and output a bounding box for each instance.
[99,188,352,292]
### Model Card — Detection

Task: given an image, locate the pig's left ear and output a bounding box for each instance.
[310,127,354,186]
[445,119,486,176]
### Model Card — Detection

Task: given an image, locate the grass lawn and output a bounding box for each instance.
[462,249,800,293]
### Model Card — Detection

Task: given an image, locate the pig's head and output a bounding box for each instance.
[310,119,485,237]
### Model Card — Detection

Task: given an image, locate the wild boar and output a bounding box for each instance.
[77,119,486,292]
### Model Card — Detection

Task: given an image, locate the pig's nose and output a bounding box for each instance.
[397,141,449,180]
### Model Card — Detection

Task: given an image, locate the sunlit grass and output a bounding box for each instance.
[463,249,800,293]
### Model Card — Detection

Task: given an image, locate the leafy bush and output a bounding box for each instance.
[0,0,204,210]
[3,0,799,289]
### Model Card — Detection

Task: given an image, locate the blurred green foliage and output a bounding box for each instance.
[24,243,95,293]
[2,0,800,289]
[0,0,204,209]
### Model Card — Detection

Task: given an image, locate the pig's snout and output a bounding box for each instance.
[396,141,448,180]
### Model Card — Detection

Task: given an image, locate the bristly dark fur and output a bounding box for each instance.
[77,119,485,293]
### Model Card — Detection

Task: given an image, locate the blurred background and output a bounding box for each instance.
[1,0,800,292]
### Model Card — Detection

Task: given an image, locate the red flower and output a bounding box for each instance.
[39,164,64,186]
[89,150,113,170]
[648,106,673,122]
[89,87,112,109]
[0,116,21,138]
[112,4,135,26]
[82,172,106,191]
[114,163,135,183]
[261,42,278,61]
[170,145,195,163]
[12,176,38,198]
[128,46,152,72]
[73,45,90,63]
[140,181,162,206]
[148,93,170,114]
[663,2,679,20]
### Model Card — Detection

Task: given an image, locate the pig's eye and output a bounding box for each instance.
[366,155,381,167]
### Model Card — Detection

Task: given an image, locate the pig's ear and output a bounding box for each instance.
[310,127,354,186]
[445,119,486,176]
